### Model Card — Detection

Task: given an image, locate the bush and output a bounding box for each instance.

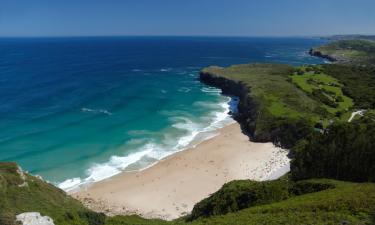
[268,117,314,149]
[188,178,338,222]
[312,89,338,108]
[322,64,375,109]
[188,179,291,221]
[291,118,375,182]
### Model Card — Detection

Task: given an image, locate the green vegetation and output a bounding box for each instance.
[291,65,353,120]
[311,39,375,65]
[291,118,375,182]
[321,64,375,109]
[188,176,338,221]
[187,179,375,225]
[365,110,375,120]
[201,64,330,147]
[2,162,375,225]
[201,63,374,147]
[202,64,318,120]
[0,162,105,225]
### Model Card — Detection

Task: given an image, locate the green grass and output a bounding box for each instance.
[2,162,375,225]
[0,162,105,225]
[107,179,375,225]
[313,39,375,65]
[202,63,360,139]
[202,64,326,122]
[193,180,375,225]
[290,68,354,119]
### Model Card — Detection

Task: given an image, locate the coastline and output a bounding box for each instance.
[72,122,290,220]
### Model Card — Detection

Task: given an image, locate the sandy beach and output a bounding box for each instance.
[72,123,290,220]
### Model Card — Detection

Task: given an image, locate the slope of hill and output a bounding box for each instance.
[2,162,375,225]
[310,39,375,65]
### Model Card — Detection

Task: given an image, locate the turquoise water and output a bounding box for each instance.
[0,37,326,190]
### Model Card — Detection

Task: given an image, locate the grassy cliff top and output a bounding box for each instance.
[312,39,375,65]
[202,64,324,120]
[202,64,356,125]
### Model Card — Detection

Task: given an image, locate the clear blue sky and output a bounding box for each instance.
[1,0,374,37]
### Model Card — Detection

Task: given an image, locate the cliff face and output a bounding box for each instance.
[200,69,315,149]
[309,48,338,62]
[199,71,269,142]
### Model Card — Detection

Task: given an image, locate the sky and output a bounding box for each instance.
[0,0,374,37]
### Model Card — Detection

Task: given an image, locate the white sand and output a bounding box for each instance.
[72,123,289,220]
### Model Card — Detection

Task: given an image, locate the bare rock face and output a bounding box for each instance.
[16,212,55,225]
[16,166,28,187]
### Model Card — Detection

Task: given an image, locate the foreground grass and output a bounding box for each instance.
[2,162,375,225]
[0,162,101,225]
[189,180,375,225]
[109,179,375,225]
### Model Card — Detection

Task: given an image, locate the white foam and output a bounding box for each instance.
[160,68,172,72]
[58,145,154,191]
[201,87,222,95]
[58,177,82,190]
[81,107,112,116]
[59,97,236,192]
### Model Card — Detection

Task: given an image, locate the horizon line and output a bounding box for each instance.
[0,33,374,39]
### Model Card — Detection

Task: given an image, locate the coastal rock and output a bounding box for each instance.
[16,212,55,225]
[309,48,338,62]
[199,71,269,142]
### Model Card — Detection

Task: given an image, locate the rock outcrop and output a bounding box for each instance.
[16,212,55,225]
[309,48,338,62]
[199,71,265,141]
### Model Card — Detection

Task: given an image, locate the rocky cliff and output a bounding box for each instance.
[309,48,338,62]
[200,71,269,142]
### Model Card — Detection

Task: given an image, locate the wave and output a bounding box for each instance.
[201,87,222,95]
[160,68,172,72]
[81,107,112,116]
[178,87,192,93]
[58,97,236,192]
[58,145,155,191]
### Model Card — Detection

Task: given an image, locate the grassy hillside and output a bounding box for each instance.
[291,65,354,121]
[202,64,322,121]
[291,118,375,182]
[2,162,374,225]
[311,39,375,65]
[0,162,105,225]
[186,179,375,225]
[321,64,375,109]
[200,63,372,147]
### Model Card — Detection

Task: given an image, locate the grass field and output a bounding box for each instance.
[313,39,375,65]
[202,64,357,133]
[202,64,324,120]
[290,66,354,118]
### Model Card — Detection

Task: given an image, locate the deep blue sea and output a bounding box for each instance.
[0,37,326,190]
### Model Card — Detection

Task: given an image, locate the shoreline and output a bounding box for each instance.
[72,122,290,220]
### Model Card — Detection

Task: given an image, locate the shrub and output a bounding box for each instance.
[291,118,375,182]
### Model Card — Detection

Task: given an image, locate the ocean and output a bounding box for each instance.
[0,37,326,190]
